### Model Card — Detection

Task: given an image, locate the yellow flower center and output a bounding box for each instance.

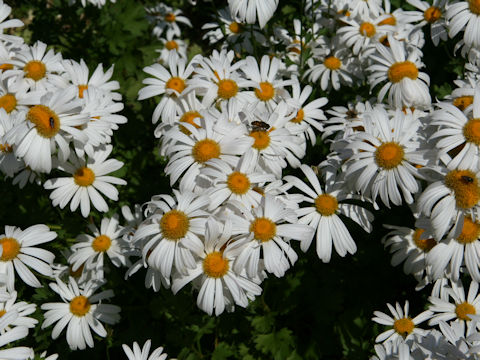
[454,96,474,111]
[456,302,476,320]
[314,194,338,216]
[393,318,415,337]
[0,143,12,153]
[166,77,186,94]
[0,64,13,71]
[378,15,396,26]
[445,170,480,209]
[69,295,91,317]
[24,60,46,81]
[0,237,20,261]
[463,118,480,145]
[324,56,341,70]
[457,217,480,244]
[254,82,275,102]
[388,61,419,83]
[165,13,176,22]
[165,40,178,50]
[0,94,17,113]
[250,217,277,242]
[203,251,229,278]
[359,22,376,37]
[412,229,436,252]
[91,235,112,252]
[374,142,405,169]
[27,105,60,139]
[291,108,304,124]
[0,309,6,317]
[424,6,442,23]
[229,22,241,33]
[78,85,88,99]
[179,111,202,134]
[227,171,251,195]
[250,130,271,150]
[469,0,480,14]
[73,167,96,187]
[160,210,189,240]
[191,138,221,163]
[217,79,238,100]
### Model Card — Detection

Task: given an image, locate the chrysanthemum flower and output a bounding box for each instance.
[123,340,168,360]
[345,106,426,207]
[407,0,448,46]
[0,311,33,360]
[172,217,262,316]
[0,109,22,177]
[367,35,431,109]
[0,224,56,291]
[147,5,192,38]
[0,290,37,332]
[69,216,129,276]
[446,0,480,50]
[41,277,120,351]
[14,87,89,173]
[372,301,432,344]
[228,0,279,28]
[284,165,373,262]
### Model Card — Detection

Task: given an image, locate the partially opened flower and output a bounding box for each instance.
[123,340,168,360]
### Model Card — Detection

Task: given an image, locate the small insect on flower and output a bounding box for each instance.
[250,121,270,132]
[461,175,475,184]
[49,117,55,129]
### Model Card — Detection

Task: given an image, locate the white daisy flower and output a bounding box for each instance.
[0,75,42,115]
[0,1,24,43]
[407,0,448,46]
[41,277,120,351]
[284,165,373,262]
[14,87,89,173]
[69,216,129,276]
[7,41,67,92]
[0,224,56,291]
[229,194,314,278]
[430,88,480,169]
[133,190,209,284]
[0,109,22,177]
[323,98,373,140]
[348,0,382,17]
[0,311,33,360]
[172,217,262,316]
[43,144,126,217]
[446,0,480,50]
[62,58,121,101]
[147,5,192,38]
[0,290,37,332]
[345,106,426,207]
[228,0,279,28]
[372,301,432,345]
[138,53,194,124]
[157,34,188,65]
[163,115,252,192]
[367,35,431,109]
[123,340,168,360]
[428,279,480,337]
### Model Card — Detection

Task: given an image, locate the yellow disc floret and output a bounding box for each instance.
[0,94,17,113]
[378,15,396,26]
[444,169,480,209]
[0,143,12,153]
[166,77,186,94]
[160,209,189,240]
[192,139,221,163]
[250,217,277,242]
[359,22,376,37]
[203,251,229,278]
[463,118,480,145]
[324,56,342,70]
[393,318,415,337]
[250,130,271,150]
[456,302,476,320]
[92,235,112,252]
[424,6,442,23]
[69,295,91,317]
[254,82,275,102]
[165,13,176,22]
[469,0,480,15]
[217,79,238,100]
[388,61,419,83]
[165,40,178,50]
[74,167,96,187]
[78,85,88,99]
[227,171,251,195]
[0,237,20,261]
[24,60,46,81]
[374,142,405,169]
[179,111,202,134]
[315,194,338,216]
[457,217,480,244]
[454,96,474,111]
[412,229,436,252]
[27,105,60,138]
[229,22,241,33]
